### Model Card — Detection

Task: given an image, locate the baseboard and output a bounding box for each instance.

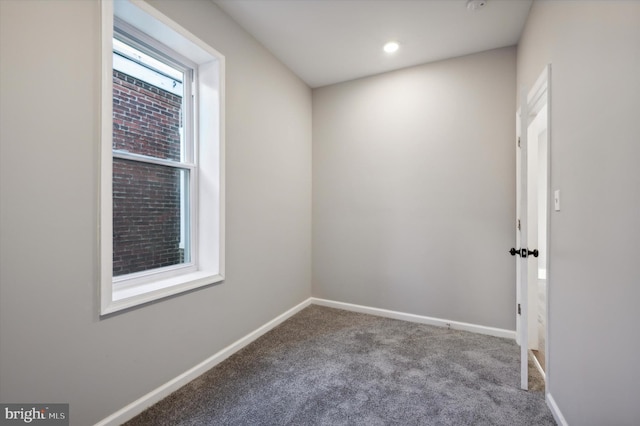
[94,298,313,426]
[309,298,516,340]
[546,392,569,426]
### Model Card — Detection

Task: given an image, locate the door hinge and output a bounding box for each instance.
[517,137,521,148]
[517,219,521,231]
[517,303,521,315]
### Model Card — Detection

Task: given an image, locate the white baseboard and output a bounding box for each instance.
[94,298,312,426]
[546,392,569,426]
[529,349,546,380]
[310,298,516,340]
[96,296,517,425]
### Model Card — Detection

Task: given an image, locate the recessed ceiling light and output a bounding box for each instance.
[383,41,399,53]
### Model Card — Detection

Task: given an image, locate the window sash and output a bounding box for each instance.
[113,150,196,171]
[114,19,197,165]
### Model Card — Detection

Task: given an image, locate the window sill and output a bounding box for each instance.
[102,271,224,315]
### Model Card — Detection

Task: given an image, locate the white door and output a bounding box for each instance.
[514,65,550,390]
[527,103,549,355]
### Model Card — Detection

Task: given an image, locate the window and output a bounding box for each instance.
[101,0,225,315]
[112,29,194,279]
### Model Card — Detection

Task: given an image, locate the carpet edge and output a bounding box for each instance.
[310,297,516,340]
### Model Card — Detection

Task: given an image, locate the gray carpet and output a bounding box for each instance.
[126,305,555,425]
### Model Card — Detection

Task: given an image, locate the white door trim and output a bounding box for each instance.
[517,89,530,390]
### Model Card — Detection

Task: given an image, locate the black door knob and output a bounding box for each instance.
[509,248,539,258]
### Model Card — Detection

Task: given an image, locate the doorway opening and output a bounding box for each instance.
[515,64,550,391]
[527,102,548,377]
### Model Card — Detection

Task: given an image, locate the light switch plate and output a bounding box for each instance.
[554,190,560,211]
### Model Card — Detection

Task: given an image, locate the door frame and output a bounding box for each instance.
[516,64,551,391]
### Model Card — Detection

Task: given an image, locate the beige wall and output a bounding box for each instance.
[0,0,311,424]
[518,1,640,424]
[312,47,517,330]
[4,1,639,424]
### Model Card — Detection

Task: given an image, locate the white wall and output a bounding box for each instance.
[313,47,516,330]
[518,1,640,424]
[0,1,311,424]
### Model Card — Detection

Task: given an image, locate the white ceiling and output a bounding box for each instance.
[213,0,533,88]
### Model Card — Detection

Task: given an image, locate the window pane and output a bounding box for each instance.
[112,41,184,162]
[113,158,190,276]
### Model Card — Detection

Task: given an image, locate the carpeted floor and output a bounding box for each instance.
[126,305,555,425]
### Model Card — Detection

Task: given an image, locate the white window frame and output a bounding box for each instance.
[100,0,225,315]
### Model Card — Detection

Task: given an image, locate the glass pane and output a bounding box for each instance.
[113,159,190,276]
[112,39,184,162]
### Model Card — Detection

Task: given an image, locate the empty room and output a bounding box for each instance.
[0,0,638,425]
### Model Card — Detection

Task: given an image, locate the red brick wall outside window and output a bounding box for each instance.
[112,69,184,276]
